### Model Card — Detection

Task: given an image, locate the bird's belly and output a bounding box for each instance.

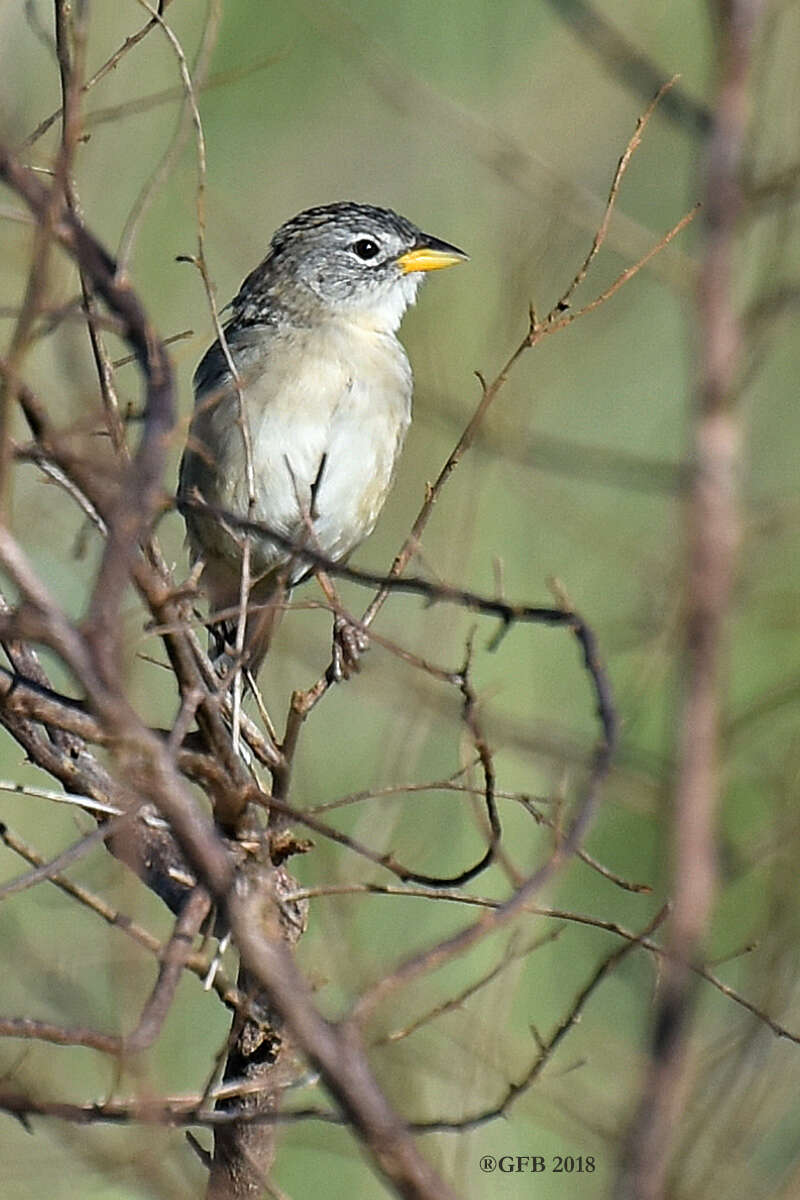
[244,372,410,577]
[312,404,406,560]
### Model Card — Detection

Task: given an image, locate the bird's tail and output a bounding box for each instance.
[208,574,288,681]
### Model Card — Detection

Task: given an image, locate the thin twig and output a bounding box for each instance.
[414,905,669,1132]
[553,76,681,313]
[117,0,220,277]
[20,3,177,150]
[373,926,565,1047]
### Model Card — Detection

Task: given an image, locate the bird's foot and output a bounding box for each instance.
[331,615,369,681]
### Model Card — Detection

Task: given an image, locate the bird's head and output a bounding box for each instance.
[233,202,467,332]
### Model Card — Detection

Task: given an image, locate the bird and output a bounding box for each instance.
[178,201,467,680]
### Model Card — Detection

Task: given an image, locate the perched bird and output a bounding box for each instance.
[178,202,467,677]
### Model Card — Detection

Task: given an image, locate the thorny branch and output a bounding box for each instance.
[0,35,456,1198]
[0,243,449,1200]
[0,12,787,1200]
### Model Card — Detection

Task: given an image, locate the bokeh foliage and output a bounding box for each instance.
[1,1,799,1197]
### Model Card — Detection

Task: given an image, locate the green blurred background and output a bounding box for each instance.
[1,1,799,1197]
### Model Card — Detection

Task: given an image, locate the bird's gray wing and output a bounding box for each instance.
[178,323,276,578]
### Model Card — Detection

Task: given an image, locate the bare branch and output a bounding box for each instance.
[0,143,176,686]
[618,5,764,1196]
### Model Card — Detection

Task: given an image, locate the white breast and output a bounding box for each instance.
[220,319,412,578]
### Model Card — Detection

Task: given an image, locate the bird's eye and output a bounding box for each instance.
[352,238,379,261]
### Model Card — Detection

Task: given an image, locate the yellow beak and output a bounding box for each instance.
[396,238,468,274]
